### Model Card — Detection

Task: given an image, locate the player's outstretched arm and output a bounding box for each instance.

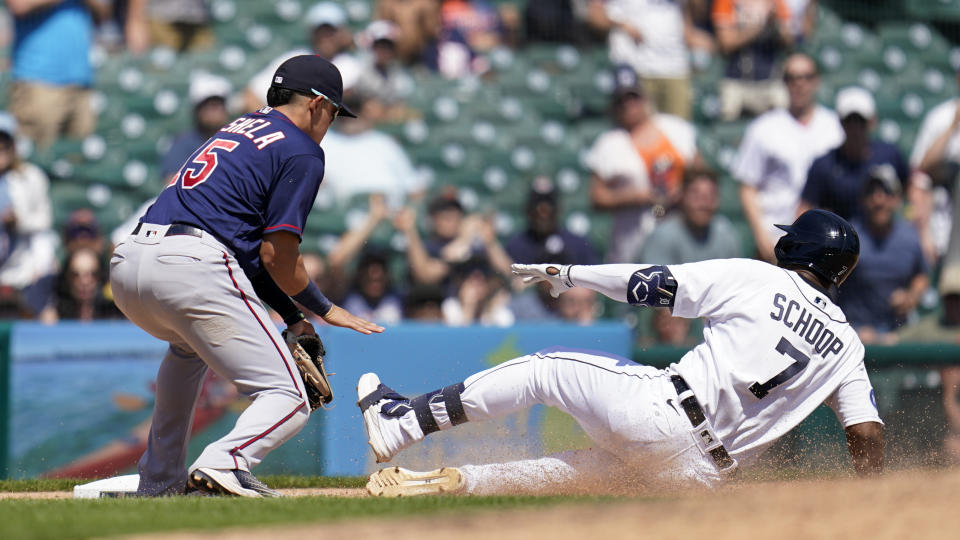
[511,263,663,304]
[844,421,884,476]
[320,305,384,335]
[262,231,384,335]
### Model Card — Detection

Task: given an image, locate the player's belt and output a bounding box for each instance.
[670,374,736,471]
[132,223,203,238]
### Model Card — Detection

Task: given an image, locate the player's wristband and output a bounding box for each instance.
[293,281,333,317]
[249,270,305,326]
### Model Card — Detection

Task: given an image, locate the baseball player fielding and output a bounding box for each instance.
[110,55,382,498]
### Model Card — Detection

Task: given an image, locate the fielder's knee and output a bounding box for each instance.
[289,401,310,429]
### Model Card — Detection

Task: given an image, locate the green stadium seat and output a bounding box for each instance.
[708,120,749,148]
[717,173,743,216]
[304,206,348,236]
[50,183,92,224]
[876,22,950,55]
[906,0,960,22]
[826,0,909,23]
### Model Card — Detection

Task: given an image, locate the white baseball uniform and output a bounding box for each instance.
[373,259,882,493]
[733,107,843,242]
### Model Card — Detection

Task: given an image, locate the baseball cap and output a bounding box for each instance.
[63,209,101,242]
[366,20,399,44]
[428,193,464,215]
[835,86,876,120]
[863,164,901,196]
[0,112,18,137]
[940,264,960,295]
[271,54,357,118]
[189,72,232,106]
[306,2,347,29]
[527,175,558,208]
[611,65,645,102]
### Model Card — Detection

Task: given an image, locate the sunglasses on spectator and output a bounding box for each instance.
[784,72,818,83]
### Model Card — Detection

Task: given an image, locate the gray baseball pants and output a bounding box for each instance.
[109,223,309,496]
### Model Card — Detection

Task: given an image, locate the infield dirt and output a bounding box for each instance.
[115,467,957,540]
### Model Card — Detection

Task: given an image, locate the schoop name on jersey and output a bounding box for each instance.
[769,293,845,358]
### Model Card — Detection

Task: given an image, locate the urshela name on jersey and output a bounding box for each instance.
[219,108,286,150]
[769,293,845,358]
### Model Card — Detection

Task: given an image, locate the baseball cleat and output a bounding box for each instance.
[357,372,407,463]
[366,466,465,497]
[187,467,281,498]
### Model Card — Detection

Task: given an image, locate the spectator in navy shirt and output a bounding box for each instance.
[506,177,598,322]
[506,176,598,267]
[397,190,512,289]
[160,73,232,180]
[838,168,929,344]
[800,87,908,221]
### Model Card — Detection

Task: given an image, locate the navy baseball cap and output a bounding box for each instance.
[271,54,357,118]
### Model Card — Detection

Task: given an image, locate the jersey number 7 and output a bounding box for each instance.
[174,138,241,189]
[749,336,811,399]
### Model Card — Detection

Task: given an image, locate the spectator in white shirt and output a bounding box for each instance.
[319,93,425,209]
[0,112,57,319]
[733,52,843,262]
[598,0,694,119]
[909,69,960,267]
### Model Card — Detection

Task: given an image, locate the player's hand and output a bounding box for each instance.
[286,319,316,338]
[511,263,574,298]
[321,304,385,335]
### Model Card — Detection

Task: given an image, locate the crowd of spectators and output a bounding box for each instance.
[0,0,959,358]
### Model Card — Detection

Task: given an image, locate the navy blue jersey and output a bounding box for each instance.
[143,107,324,274]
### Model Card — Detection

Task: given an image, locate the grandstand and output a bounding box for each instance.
[1,0,958,297]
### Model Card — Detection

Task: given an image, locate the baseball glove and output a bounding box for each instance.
[282,331,333,410]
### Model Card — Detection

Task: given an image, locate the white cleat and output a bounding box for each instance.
[357,372,400,463]
[366,466,465,497]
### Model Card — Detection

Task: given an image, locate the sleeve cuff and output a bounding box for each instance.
[264,224,303,236]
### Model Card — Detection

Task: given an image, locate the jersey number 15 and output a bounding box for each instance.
[750,336,811,399]
[171,138,240,189]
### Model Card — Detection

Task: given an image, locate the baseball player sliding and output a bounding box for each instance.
[359,209,884,496]
[111,55,383,498]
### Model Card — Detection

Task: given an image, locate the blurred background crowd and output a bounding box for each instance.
[0,0,958,353]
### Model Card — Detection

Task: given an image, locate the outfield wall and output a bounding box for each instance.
[0,321,632,479]
[0,321,957,479]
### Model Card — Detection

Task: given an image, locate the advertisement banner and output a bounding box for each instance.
[6,321,631,478]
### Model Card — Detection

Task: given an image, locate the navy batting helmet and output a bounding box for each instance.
[774,209,860,286]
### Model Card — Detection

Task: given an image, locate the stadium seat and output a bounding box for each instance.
[906,0,960,22]
[875,22,950,55]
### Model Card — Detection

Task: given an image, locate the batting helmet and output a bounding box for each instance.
[774,209,860,286]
